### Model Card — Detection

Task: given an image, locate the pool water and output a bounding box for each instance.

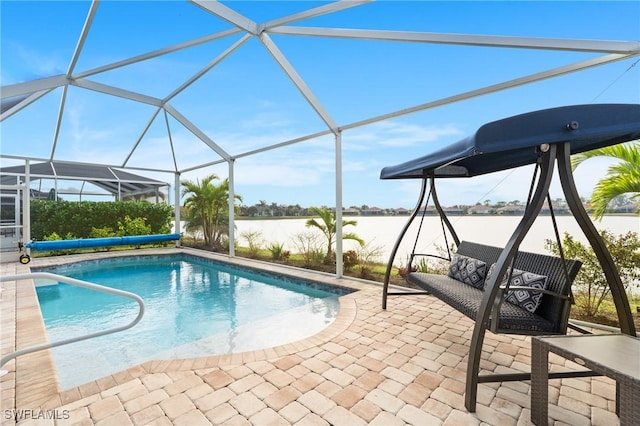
[35,254,351,389]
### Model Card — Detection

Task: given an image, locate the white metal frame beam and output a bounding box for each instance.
[260,32,338,132]
[164,109,180,173]
[191,0,260,35]
[74,28,242,80]
[1,76,69,99]
[70,79,164,106]
[341,53,637,131]
[163,34,252,103]
[263,1,371,31]
[269,26,640,54]
[49,85,69,160]
[164,104,231,161]
[0,89,53,121]
[66,1,99,77]
[122,107,164,168]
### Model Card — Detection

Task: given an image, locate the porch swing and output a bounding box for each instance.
[379,103,640,412]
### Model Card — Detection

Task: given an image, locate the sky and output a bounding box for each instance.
[1,1,639,209]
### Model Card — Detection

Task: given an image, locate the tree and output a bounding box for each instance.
[181,174,242,248]
[305,206,365,262]
[257,200,268,216]
[182,174,217,246]
[571,141,640,219]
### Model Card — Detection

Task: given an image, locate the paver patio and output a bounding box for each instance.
[1,248,621,425]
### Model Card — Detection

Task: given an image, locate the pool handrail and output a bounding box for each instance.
[0,272,145,369]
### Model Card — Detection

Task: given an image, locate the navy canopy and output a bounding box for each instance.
[380,104,640,179]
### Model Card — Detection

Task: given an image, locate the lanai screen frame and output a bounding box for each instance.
[0,161,170,201]
[1,1,639,275]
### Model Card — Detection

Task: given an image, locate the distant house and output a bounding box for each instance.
[541,201,569,215]
[610,203,639,214]
[362,206,385,216]
[443,206,465,215]
[416,206,438,215]
[394,207,410,215]
[342,207,360,216]
[497,204,525,215]
[467,204,493,215]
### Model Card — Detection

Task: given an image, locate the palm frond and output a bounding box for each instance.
[571,141,640,170]
[590,173,640,219]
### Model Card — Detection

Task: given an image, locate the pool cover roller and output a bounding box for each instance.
[26,233,181,251]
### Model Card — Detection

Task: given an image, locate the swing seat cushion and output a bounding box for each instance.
[403,241,582,335]
[406,272,557,333]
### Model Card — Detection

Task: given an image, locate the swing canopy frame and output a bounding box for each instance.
[379,103,640,412]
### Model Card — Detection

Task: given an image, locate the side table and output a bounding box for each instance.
[531,334,640,426]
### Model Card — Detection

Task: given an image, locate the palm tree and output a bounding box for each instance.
[209,178,243,247]
[182,174,217,246]
[305,206,365,262]
[181,174,242,248]
[571,141,640,219]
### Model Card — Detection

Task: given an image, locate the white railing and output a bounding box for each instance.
[0,223,21,238]
[0,272,145,368]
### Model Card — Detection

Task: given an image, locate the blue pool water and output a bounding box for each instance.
[35,254,352,389]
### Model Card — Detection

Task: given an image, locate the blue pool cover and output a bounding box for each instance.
[380,104,640,179]
[26,233,181,251]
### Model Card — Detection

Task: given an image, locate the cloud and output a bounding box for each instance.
[57,105,124,164]
[344,120,464,149]
[377,122,463,147]
[235,163,324,187]
[203,120,332,156]
[5,41,67,82]
[238,110,293,131]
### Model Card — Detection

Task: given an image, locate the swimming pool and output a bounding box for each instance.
[34,253,353,389]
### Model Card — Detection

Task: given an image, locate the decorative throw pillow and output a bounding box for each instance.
[447,253,466,279]
[447,254,487,289]
[486,263,548,313]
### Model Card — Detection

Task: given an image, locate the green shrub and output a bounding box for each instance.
[343,250,358,271]
[89,227,115,238]
[31,200,173,240]
[44,232,63,241]
[292,232,325,267]
[545,230,640,321]
[268,242,288,261]
[241,230,264,258]
[355,242,384,279]
[117,215,152,236]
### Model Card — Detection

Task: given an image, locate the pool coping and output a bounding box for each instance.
[2,246,381,411]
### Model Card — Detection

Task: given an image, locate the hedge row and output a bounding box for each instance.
[30,200,174,240]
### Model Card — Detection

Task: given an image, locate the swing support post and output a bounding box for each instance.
[465,144,557,411]
[556,142,636,336]
[382,174,460,310]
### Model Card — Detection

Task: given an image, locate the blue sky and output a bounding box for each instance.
[1,1,639,208]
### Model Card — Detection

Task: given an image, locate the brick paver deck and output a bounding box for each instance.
[1,248,621,425]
